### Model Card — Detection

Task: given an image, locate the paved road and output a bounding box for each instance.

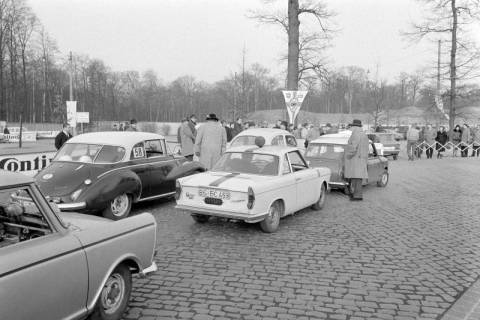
[123,157,480,320]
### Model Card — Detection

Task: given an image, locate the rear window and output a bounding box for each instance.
[212,152,279,175]
[306,143,344,159]
[230,136,257,147]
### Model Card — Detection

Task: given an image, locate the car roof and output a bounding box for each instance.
[233,128,292,140]
[66,131,165,149]
[310,131,352,145]
[227,145,300,156]
[0,170,34,188]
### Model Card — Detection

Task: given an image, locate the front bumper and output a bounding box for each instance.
[58,202,87,211]
[176,204,269,223]
[139,261,158,278]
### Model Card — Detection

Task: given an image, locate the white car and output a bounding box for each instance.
[175,145,331,233]
[228,128,304,151]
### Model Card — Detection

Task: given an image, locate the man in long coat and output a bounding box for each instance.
[194,113,227,169]
[180,118,195,161]
[344,119,369,201]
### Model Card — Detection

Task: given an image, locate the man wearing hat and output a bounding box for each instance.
[194,113,227,169]
[125,119,138,131]
[345,119,369,200]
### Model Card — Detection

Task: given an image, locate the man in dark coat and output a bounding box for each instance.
[55,123,72,150]
[344,119,369,200]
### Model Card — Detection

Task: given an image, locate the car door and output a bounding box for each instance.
[287,150,318,209]
[144,139,177,197]
[128,141,157,198]
[367,142,382,183]
[278,154,297,215]
[0,186,88,320]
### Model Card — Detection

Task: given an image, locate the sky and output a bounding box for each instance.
[28,0,440,84]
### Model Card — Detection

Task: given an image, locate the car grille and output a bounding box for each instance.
[204,197,223,206]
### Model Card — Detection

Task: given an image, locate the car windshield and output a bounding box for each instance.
[306,143,345,159]
[54,143,126,163]
[230,135,258,147]
[212,152,279,175]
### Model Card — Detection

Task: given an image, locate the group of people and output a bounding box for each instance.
[113,119,138,132]
[406,123,480,160]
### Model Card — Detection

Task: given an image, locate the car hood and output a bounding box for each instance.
[179,171,276,192]
[60,211,111,230]
[36,162,103,197]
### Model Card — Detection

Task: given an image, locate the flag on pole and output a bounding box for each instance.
[66,101,77,127]
[282,90,308,124]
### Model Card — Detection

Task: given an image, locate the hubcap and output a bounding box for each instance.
[101,273,125,314]
[382,173,388,184]
[268,205,278,222]
[111,194,128,217]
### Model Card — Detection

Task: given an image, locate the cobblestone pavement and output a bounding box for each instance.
[123,157,480,320]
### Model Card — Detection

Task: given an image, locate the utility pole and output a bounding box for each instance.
[69,52,73,101]
[32,69,35,123]
[437,40,441,94]
[233,72,237,121]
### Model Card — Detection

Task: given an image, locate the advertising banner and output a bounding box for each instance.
[76,112,90,123]
[282,90,308,124]
[0,151,56,176]
[66,101,77,127]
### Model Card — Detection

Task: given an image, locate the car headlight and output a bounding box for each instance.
[71,189,82,201]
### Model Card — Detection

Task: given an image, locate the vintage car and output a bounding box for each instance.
[0,170,157,320]
[228,128,304,151]
[36,132,205,220]
[367,132,400,160]
[175,142,331,233]
[305,132,389,193]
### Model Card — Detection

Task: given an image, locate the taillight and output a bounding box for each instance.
[175,181,182,200]
[247,187,255,209]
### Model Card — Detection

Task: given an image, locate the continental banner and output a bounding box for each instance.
[0,151,56,176]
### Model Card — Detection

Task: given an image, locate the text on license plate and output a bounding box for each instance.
[198,188,231,200]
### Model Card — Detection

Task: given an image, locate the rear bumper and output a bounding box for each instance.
[176,204,268,223]
[58,201,86,211]
[139,261,158,278]
[328,181,348,188]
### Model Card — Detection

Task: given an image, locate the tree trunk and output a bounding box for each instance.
[448,0,457,135]
[287,0,299,90]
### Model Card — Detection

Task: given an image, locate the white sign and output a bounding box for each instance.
[282,90,308,124]
[76,112,90,123]
[0,151,56,176]
[66,101,77,127]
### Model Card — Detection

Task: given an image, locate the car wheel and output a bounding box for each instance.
[191,213,210,223]
[377,171,389,187]
[311,183,327,211]
[260,201,281,233]
[393,154,398,160]
[103,193,132,220]
[90,264,132,320]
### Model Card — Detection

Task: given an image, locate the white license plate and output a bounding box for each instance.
[198,188,231,200]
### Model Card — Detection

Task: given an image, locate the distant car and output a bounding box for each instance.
[175,144,331,233]
[36,131,205,219]
[229,128,304,151]
[305,132,389,194]
[367,133,401,160]
[0,170,157,320]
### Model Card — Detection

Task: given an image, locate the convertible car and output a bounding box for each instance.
[36,132,205,219]
[305,132,389,194]
[175,141,331,233]
[0,170,157,320]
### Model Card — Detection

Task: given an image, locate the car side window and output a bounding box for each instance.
[286,135,297,147]
[271,135,285,146]
[131,142,146,160]
[282,154,291,175]
[0,187,53,249]
[144,139,164,158]
[288,151,308,172]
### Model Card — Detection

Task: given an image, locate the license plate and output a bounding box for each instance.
[198,188,231,200]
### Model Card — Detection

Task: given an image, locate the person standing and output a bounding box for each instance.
[3,125,9,134]
[188,114,198,138]
[194,113,227,169]
[435,126,448,159]
[344,119,369,201]
[424,124,436,159]
[470,124,479,157]
[460,123,471,157]
[55,123,73,150]
[232,117,243,137]
[451,125,462,157]
[125,119,138,131]
[406,124,420,161]
[221,120,233,142]
[180,118,195,161]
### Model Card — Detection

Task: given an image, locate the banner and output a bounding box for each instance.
[0,151,56,176]
[66,101,77,127]
[76,112,90,123]
[282,90,308,124]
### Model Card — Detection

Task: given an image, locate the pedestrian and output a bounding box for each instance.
[188,114,198,138]
[471,124,479,157]
[406,124,420,161]
[55,123,73,150]
[3,125,9,134]
[194,113,227,169]
[279,121,288,130]
[435,126,448,159]
[451,125,462,157]
[125,119,138,131]
[232,117,243,137]
[301,123,309,139]
[306,124,320,146]
[221,120,233,142]
[460,123,471,157]
[177,119,184,145]
[293,124,302,138]
[180,118,195,161]
[344,119,369,201]
[424,124,436,159]
[273,120,282,129]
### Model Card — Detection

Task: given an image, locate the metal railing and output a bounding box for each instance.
[410,140,480,157]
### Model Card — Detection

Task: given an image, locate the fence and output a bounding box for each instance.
[411,140,480,157]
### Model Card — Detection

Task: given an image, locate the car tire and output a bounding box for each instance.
[311,183,327,211]
[191,213,210,223]
[377,171,389,187]
[103,193,132,220]
[260,201,281,233]
[89,264,132,320]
